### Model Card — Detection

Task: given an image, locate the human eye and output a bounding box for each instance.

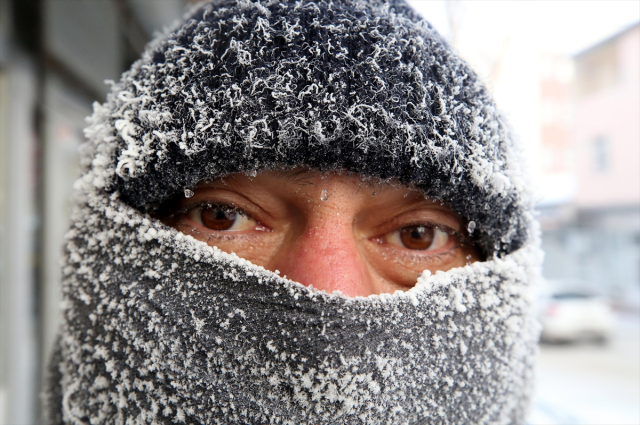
[383,224,453,252]
[185,203,260,232]
[367,218,473,286]
[157,190,280,266]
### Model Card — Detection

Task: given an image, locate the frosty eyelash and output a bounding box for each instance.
[183,226,252,244]
[398,220,456,236]
[389,220,468,245]
[395,249,457,267]
[165,201,251,221]
[423,221,474,248]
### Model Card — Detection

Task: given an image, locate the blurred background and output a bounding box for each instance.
[0,0,638,423]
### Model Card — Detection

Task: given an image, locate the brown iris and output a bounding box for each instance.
[201,207,237,230]
[399,226,435,250]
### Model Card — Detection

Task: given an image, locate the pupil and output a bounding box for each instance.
[201,207,237,231]
[400,226,435,250]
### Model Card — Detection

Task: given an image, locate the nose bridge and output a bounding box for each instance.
[271,211,375,297]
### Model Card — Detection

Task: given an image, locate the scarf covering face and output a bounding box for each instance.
[44,1,542,424]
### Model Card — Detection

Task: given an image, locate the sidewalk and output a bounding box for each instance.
[528,311,640,424]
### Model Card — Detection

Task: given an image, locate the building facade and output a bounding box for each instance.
[540,23,640,309]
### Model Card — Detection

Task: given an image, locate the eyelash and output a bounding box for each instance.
[397,220,456,236]
[165,201,261,242]
[169,201,248,220]
[378,220,466,260]
[395,247,457,266]
[389,221,464,243]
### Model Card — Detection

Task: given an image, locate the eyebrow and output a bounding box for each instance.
[353,177,406,195]
[273,168,317,185]
[275,168,310,179]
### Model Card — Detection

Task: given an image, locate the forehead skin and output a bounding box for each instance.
[209,169,465,232]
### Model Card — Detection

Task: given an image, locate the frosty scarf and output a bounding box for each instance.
[45,193,540,424]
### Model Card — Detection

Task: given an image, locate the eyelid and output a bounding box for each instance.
[180,188,277,224]
[165,199,252,222]
[184,201,249,218]
[374,222,473,262]
[373,217,460,240]
[392,246,459,268]
[404,222,472,250]
[400,220,456,235]
[366,203,461,231]
[394,224,457,244]
[167,201,265,235]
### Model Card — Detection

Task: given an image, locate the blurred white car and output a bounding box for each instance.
[538,291,615,343]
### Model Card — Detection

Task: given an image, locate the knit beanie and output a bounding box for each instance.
[44,1,542,423]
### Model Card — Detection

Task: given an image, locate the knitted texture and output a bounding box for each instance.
[45,1,542,423]
[79,0,533,257]
[44,194,541,424]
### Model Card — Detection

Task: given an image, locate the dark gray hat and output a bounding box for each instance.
[85,0,534,258]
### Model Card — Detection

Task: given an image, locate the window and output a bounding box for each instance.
[593,136,609,172]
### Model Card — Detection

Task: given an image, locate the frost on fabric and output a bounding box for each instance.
[44,193,541,424]
[78,0,533,258]
[44,1,544,423]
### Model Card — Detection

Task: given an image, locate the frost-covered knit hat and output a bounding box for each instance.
[44,0,542,424]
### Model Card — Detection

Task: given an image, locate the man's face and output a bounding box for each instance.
[161,170,480,296]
